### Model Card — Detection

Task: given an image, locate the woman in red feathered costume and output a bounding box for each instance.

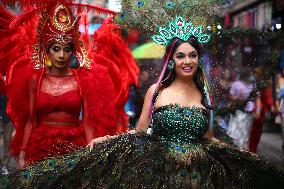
[0,1,139,169]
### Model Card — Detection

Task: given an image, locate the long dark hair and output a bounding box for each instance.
[157,36,212,110]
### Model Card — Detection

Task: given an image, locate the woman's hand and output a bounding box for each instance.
[87,131,136,151]
[211,137,228,147]
[86,135,110,151]
[18,151,26,169]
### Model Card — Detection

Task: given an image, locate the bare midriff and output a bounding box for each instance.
[39,112,80,126]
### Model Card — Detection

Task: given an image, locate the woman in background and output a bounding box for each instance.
[227,70,254,150]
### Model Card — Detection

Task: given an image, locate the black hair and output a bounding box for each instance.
[157,36,212,110]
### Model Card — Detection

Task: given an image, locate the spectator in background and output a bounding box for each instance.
[88,16,103,36]
[276,67,284,155]
[227,69,254,150]
[125,85,138,128]
[249,68,274,153]
[0,75,13,174]
[215,68,234,130]
[241,37,256,67]
[138,70,151,99]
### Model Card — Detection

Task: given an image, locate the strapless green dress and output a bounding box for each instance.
[4,104,284,189]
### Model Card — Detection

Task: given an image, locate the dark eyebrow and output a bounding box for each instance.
[175,51,197,55]
[189,51,197,54]
[175,52,184,55]
[52,44,61,48]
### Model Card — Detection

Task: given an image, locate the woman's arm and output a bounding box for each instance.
[203,116,223,143]
[136,84,157,132]
[18,76,37,169]
[83,97,95,144]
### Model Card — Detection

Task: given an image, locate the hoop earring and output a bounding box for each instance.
[167,60,175,71]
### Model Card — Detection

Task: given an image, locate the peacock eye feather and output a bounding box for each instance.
[48,160,56,168]
[67,160,75,168]
[134,0,146,9]
[165,1,175,9]
[119,13,125,20]
[23,170,31,179]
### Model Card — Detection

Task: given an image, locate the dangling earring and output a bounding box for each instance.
[167,60,175,71]
[45,56,51,67]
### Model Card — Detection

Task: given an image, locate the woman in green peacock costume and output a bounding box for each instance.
[3,0,284,188]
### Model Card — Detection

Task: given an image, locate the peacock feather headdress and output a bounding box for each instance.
[117,0,227,40]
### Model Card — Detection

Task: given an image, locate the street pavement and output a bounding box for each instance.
[257,123,283,168]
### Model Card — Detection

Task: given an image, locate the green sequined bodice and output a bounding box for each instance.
[151,104,209,144]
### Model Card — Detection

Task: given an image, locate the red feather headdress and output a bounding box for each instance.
[32,4,91,69]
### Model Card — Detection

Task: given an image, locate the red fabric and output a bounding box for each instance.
[76,21,139,138]
[0,20,37,76]
[260,87,274,113]
[249,87,274,153]
[126,29,140,45]
[249,117,264,153]
[77,65,119,143]
[0,6,13,29]
[224,13,230,29]
[91,21,139,131]
[246,12,251,29]
[25,124,85,164]
[36,91,81,116]
[7,60,35,157]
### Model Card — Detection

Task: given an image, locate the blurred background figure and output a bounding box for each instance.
[249,68,275,153]
[125,85,138,129]
[88,16,103,36]
[276,67,284,155]
[138,70,151,96]
[227,69,255,150]
[0,75,13,174]
[215,67,234,130]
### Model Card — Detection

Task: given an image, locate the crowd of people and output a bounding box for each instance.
[214,67,276,153]
[0,0,283,188]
